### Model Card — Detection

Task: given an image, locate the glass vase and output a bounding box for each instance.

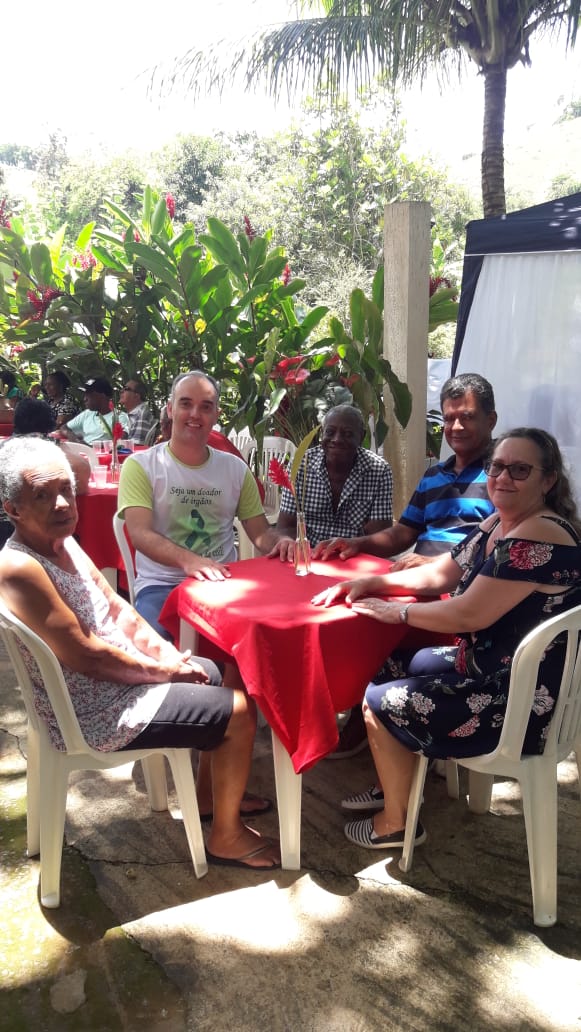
[295,512,311,577]
[109,442,120,484]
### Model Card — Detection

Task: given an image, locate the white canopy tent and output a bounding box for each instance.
[452,193,581,500]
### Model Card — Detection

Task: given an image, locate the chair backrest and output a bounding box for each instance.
[494,603,581,764]
[113,514,136,603]
[0,596,89,755]
[61,440,98,469]
[260,437,297,516]
[238,436,257,464]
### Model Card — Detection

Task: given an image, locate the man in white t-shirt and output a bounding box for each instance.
[117,371,295,636]
[118,370,296,822]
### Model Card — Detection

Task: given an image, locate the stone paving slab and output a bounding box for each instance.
[2,665,581,1031]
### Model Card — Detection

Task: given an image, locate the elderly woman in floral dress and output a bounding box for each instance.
[313,428,581,850]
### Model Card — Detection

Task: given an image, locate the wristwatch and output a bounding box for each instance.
[399,603,412,623]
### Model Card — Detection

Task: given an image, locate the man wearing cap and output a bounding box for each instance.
[59,378,130,445]
[120,379,156,445]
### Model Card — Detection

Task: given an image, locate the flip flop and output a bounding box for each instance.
[205,842,281,870]
[199,795,273,824]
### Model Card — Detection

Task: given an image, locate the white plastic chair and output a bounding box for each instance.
[113,513,136,603]
[399,604,581,927]
[259,436,297,518]
[0,596,208,908]
[233,516,256,561]
[61,440,98,469]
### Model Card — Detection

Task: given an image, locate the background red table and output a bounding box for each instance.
[74,483,125,588]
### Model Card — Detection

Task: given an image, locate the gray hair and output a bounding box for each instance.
[323,404,366,438]
[440,373,496,416]
[170,370,220,402]
[0,437,75,505]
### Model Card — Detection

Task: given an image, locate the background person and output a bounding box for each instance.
[276,404,393,546]
[44,370,79,428]
[0,437,280,869]
[120,379,156,445]
[1,370,24,406]
[58,377,130,445]
[13,398,91,495]
[313,428,581,849]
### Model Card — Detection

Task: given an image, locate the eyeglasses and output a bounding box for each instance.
[484,460,546,481]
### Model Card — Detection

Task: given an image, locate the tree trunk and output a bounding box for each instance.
[481,64,507,218]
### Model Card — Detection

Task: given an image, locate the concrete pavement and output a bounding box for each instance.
[1,662,581,1032]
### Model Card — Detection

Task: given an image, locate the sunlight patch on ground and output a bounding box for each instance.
[134,875,351,954]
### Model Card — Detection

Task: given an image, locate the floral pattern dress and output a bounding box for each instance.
[365,516,581,757]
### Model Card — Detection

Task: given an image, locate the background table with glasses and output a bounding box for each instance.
[74,482,122,588]
[160,553,446,868]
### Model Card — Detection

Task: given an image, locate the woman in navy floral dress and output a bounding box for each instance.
[312,429,581,850]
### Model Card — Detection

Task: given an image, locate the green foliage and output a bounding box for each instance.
[556,97,581,122]
[549,173,581,198]
[0,193,426,448]
[0,144,38,170]
[175,0,580,215]
[154,134,228,218]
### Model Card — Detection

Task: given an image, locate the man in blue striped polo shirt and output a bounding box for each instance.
[314,372,496,757]
[314,372,496,570]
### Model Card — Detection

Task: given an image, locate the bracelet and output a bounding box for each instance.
[399,603,412,624]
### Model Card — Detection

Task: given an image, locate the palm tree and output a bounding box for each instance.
[168,1,580,217]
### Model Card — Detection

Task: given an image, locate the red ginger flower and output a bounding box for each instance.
[268,457,294,497]
[73,250,97,270]
[27,285,63,321]
[281,263,291,286]
[243,215,256,241]
[273,356,303,373]
[429,275,452,296]
[341,374,360,388]
[166,193,175,219]
[283,368,309,387]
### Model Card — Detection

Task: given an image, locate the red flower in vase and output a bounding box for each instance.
[112,420,124,443]
[268,457,294,498]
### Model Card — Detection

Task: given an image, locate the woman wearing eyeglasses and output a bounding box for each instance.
[312,428,581,850]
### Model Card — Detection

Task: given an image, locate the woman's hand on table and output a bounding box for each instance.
[311,576,380,608]
[350,598,404,623]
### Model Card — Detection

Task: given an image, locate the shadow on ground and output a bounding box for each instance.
[1,666,580,1032]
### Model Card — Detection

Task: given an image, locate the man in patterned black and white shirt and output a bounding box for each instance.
[276,404,393,547]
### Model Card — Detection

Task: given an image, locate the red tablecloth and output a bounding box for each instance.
[160,554,434,774]
[75,484,124,577]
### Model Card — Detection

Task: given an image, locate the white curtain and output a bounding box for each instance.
[454,251,581,501]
